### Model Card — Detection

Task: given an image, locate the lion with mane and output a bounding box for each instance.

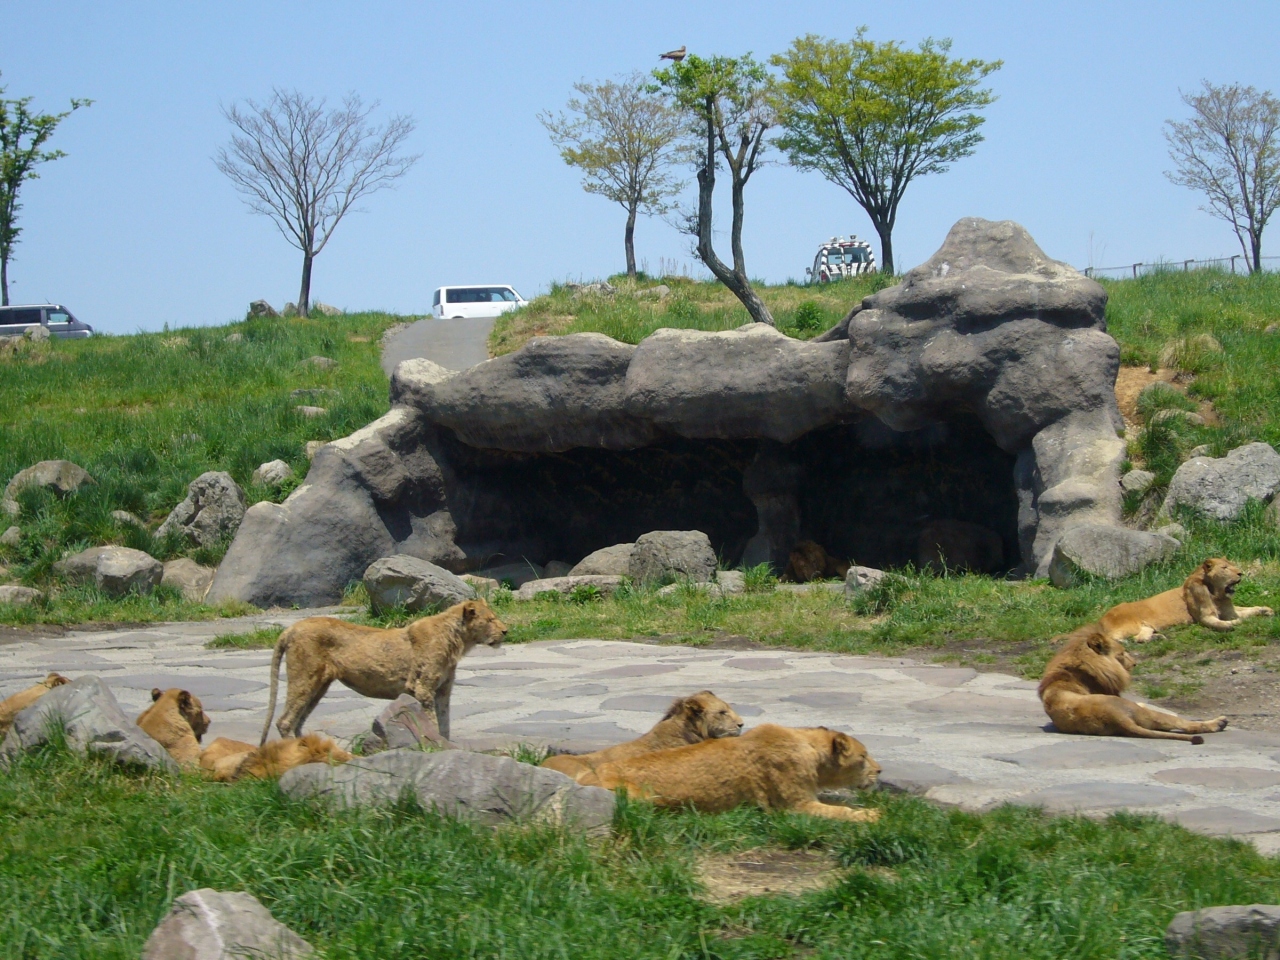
[542,690,743,782]
[1038,625,1227,743]
[1098,557,1272,643]
[203,733,352,782]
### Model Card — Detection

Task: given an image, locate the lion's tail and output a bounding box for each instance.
[260,626,292,746]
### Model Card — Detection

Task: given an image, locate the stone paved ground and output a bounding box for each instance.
[5,613,1280,851]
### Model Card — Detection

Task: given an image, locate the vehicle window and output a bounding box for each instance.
[432,290,441,307]
[0,308,43,326]
[47,311,71,324]
[499,288,519,302]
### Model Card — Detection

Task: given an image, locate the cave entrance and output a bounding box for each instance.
[439,414,1020,574]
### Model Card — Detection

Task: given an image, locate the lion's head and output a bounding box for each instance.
[1038,626,1135,699]
[1199,557,1242,598]
[809,727,880,790]
[457,598,508,647]
[148,687,210,741]
[663,690,744,740]
[41,673,70,690]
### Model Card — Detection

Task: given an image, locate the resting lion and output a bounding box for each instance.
[541,690,743,783]
[583,724,881,822]
[262,598,507,744]
[0,673,69,737]
[136,687,210,766]
[1098,557,1273,643]
[782,541,849,583]
[1038,625,1227,743]
[204,733,352,782]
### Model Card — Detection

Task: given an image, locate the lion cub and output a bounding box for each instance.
[1038,626,1227,743]
[0,673,70,738]
[136,688,211,767]
[262,598,508,744]
[542,691,743,783]
[1099,557,1273,643]
[585,724,881,822]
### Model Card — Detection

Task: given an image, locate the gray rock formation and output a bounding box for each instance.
[210,219,1132,605]
[142,888,313,959]
[1120,469,1155,494]
[112,509,146,528]
[569,543,635,576]
[629,530,717,583]
[0,675,176,771]
[248,299,279,318]
[363,554,475,613]
[54,545,163,597]
[1163,442,1280,522]
[278,749,616,829]
[312,301,342,317]
[251,459,294,487]
[1047,524,1180,587]
[0,585,43,605]
[514,575,624,601]
[1165,904,1280,960]
[156,471,247,548]
[0,526,20,547]
[3,460,94,516]
[161,558,215,602]
[366,694,451,752]
[845,566,886,596]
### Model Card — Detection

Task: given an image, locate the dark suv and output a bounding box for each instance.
[0,304,94,339]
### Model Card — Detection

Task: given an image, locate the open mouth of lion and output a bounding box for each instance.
[1226,582,1238,595]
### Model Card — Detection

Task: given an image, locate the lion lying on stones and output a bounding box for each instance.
[542,691,743,783]
[0,673,69,737]
[136,687,210,767]
[1098,557,1273,643]
[583,724,881,822]
[262,598,507,744]
[202,733,352,782]
[782,541,849,583]
[1038,625,1227,743]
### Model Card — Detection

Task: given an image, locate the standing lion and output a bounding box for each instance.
[261,598,507,744]
[1098,557,1273,643]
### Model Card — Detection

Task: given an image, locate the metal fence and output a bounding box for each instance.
[1083,256,1280,280]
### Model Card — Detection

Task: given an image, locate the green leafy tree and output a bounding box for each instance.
[0,77,90,305]
[1165,82,1280,273]
[654,54,777,325]
[540,73,690,278]
[773,32,1000,275]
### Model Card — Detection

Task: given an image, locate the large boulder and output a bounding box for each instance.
[142,888,312,959]
[278,749,616,829]
[629,530,717,583]
[3,460,94,515]
[1047,524,1180,587]
[54,545,163,597]
[363,555,475,613]
[247,299,279,318]
[569,542,635,576]
[1162,442,1280,522]
[0,675,176,771]
[156,471,247,548]
[161,558,215,602]
[1165,904,1280,959]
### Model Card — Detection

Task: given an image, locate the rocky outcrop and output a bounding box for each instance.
[569,543,635,576]
[54,546,163,597]
[142,888,312,959]
[0,585,43,605]
[1162,442,1280,522]
[252,459,294,486]
[365,694,452,752]
[3,460,94,516]
[156,472,247,548]
[161,558,215,602]
[362,555,475,613]
[1165,904,1280,960]
[514,575,624,601]
[210,219,1130,605]
[629,530,717,583]
[1047,525,1180,587]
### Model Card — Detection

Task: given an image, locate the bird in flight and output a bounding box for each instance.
[659,46,687,62]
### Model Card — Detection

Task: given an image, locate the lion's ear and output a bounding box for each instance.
[178,691,192,710]
[462,601,476,621]
[1086,634,1109,654]
[151,688,163,702]
[831,733,851,759]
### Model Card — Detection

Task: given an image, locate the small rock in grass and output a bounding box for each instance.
[1120,469,1156,494]
[0,526,19,547]
[1162,442,1280,522]
[363,555,475,613]
[252,460,294,487]
[141,888,312,959]
[161,558,215,602]
[312,301,342,317]
[112,510,146,528]
[304,440,327,460]
[299,355,337,370]
[247,299,278,319]
[23,324,49,342]
[1165,904,1280,960]
[54,545,163,597]
[514,575,623,601]
[1187,444,1213,459]
[4,460,94,504]
[1154,522,1188,542]
[295,405,327,418]
[0,585,42,605]
[225,332,244,343]
[845,565,886,596]
[1151,409,1205,427]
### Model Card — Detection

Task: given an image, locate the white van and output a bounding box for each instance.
[432,285,527,320]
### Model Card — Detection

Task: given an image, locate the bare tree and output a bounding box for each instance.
[1166,82,1280,273]
[216,90,418,316]
[540,73,689,278]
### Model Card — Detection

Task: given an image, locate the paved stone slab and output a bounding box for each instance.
[601,694,685,713]
[781,691,863,710]
[1153,767,1280,789]
[723,657,791,671]
[583,664,681,678]
[527,683,609,698]
[1017,781,1191,812]
[896,667,979,687]
[993,741,1170,769]
[908,691,1044,720]
[878,761,970,795]
[109,674,267,696]
[483,721,643,740]
[1167,806,1280,835]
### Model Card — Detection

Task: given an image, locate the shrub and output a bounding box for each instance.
[792,300,825,331]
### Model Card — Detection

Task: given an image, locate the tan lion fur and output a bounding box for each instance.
[261,598,507,744]
[1038,625,1227,743]
[0,673,70,737]
[584,724,881,822]
[199,736,257,775]
[541,690,744,783]
[136,687,211,766]
[782,541,849,583]
[208,733,352,782]
[1098,557,1273,643]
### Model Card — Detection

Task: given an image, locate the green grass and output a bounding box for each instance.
[3,744,1279,959]
[207,626,282,650]
[0,311,407,623]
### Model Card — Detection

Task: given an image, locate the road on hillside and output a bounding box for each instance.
[380,316,494,376]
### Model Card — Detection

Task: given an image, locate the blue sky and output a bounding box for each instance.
[3,1,1277,333]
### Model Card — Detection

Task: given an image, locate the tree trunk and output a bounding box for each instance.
[624,204,637,278]
[1251,229,1263,274]
[298,251,313,318]
[874,220,895,276]
[0,254,8,306]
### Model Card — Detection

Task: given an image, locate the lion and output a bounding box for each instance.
[583,724,881,822]
[261,598,507,744]
[136,688,211,766]
[206,733,352,782]
[782,541,849,583]
[0,673,70,737]
[1098,557,1273,643]
[199,736,257,774]
[541,691,744,783]
[1038,624,1228,743]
